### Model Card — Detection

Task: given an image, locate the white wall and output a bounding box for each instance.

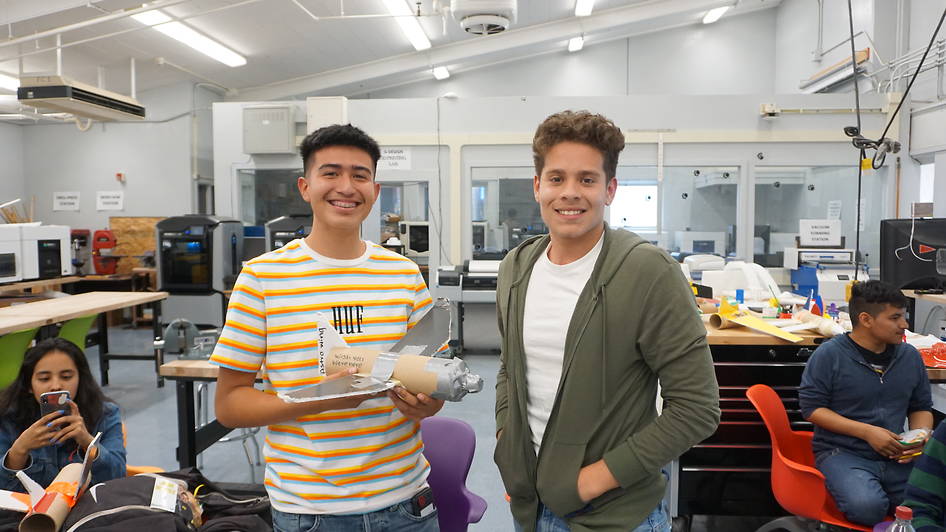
[22,82,196,230]
[365,9,777,99]
[773,0,875,94]
[0,123,25,205]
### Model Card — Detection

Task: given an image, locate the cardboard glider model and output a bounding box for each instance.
[0,432,102,532]
[279,299,483,403]
[709,299,804,343]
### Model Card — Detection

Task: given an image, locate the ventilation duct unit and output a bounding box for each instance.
[17,75,146,121]
[451,0,517,35]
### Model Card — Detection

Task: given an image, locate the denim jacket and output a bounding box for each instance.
[0,402,126,491]
[799,334,933,460]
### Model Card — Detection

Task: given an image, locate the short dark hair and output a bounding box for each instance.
[299,124,381,176]
[532,110,625,179]
[0,338,112,433]
[848,280,908,328]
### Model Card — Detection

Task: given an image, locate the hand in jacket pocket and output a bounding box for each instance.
[576,459,619,503]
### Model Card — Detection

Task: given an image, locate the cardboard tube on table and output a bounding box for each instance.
[708,313,739,330]
[19,463,83,532]
[327,347,439,396]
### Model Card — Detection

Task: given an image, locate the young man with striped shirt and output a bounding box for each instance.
[212,124,443,532]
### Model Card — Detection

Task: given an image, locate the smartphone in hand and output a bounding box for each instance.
[39,391,70,418]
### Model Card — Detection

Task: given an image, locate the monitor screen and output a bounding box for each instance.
[880,218,946,289]
[408,224,429,254]
[693,240,715,253]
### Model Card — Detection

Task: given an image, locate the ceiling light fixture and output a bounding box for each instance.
[131,10,246,67]
[702,5,732,24]
[382,0,432,51]
[568,36,584,52]
[574,0,595,17]
[0,73,18,92]
[432,67,450,80]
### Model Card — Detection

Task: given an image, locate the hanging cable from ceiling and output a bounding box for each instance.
[843,0,946,281]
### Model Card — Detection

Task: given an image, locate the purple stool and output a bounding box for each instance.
[421,416,488,532]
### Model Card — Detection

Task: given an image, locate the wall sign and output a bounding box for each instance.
[377,147,413,171]
[53,192,80,211]
[799,219,841,247]
[96,191,124,211]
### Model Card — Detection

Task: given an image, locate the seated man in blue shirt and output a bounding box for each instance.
[799,280,933,526]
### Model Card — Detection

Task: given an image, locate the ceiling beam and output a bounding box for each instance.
[234,0,738,101]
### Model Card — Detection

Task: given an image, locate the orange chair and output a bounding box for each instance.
[122,423,165,476]
[746,384,873,532]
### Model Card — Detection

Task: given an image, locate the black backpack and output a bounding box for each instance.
[61,468,270,532]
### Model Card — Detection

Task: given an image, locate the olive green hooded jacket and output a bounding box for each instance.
[494,225,720,531]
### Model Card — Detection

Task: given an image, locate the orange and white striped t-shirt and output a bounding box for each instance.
[209,239,434,515]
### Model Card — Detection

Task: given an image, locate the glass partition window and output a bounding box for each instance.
[611,166,659,232]
[660,166,739,257]
[470,167,545,259]
[238,168,307,226]
[754,165,883,269]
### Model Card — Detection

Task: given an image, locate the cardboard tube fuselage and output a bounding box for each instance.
[19,463,83,532]
[327,347,438,396]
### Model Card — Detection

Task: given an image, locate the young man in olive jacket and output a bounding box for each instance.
[494,110,721,532]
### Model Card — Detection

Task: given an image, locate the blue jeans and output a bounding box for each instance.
[271,500,439,532]
[815,448,911,526]
[514,500,670,532]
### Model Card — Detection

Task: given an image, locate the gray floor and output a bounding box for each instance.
[97,327,772,531]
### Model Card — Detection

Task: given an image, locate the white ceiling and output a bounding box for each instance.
[0,0,780,107]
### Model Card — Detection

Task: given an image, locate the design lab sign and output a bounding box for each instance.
[377,147,413,171]
[96,191,124,211]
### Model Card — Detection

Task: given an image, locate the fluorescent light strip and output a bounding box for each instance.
[567,36,584,52]
[382,0,431,51]
[132,10,246,67]
[432,66,450,80]
[0,73,18,92]
[702,5,731,24]
[575,0,595,17]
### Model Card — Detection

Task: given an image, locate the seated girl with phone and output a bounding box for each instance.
[0,338,125,491]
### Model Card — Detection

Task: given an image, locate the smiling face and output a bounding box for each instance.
[534,141,616,250]
[30,350,79,404]
[297,145,380,235]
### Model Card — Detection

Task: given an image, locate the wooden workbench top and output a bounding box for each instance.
[0,276,80,294]
[0,291,167,327]
[159,359,220,379]
[903,289,946,305]
[0,315,52,336]
[704,323,825,346]
[160,359,263,381]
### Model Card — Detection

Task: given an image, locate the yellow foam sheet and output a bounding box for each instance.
[712,300,804,343]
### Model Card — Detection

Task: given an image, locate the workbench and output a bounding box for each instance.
[159,359,260,469]
[0,276,80,295]
[0,291,167,386]
[903,289,946,332]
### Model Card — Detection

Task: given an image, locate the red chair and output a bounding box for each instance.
[746,384,873,532]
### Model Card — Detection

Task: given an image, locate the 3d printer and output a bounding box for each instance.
[156,215,243,328]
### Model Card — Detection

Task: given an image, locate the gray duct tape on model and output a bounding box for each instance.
[423,357,484,402]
